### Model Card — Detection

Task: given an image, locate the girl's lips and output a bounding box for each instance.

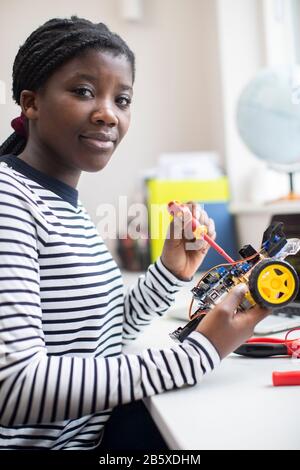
[79,136,114,151]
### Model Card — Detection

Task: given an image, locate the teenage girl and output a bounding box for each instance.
[0,16,268,449]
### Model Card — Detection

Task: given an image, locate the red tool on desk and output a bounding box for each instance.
[234,328,300,386]
[234,336,300,358]
[272,371,300,386]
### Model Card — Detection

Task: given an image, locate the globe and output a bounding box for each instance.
[237,66,300,170]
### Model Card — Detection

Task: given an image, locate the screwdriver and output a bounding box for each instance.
[167,200,235,264]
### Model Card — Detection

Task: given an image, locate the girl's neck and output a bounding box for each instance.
[19,141,81,189]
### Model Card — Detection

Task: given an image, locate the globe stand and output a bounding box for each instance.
[285,172,300,200]
[269,171,300,203]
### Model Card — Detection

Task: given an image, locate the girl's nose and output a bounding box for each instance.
[91,104,118,126]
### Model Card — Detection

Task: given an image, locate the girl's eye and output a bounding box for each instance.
[117,96,132,108]
[73,87,94,98]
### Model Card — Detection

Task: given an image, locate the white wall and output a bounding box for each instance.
[216,0,266,203]
[2,0,297,256]
[216,0,300,205]
[0,0,224,252]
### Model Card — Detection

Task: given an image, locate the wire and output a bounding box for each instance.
[285,327,300,357]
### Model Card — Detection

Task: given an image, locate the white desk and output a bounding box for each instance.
[122,270,300,450]
[124,309,300,450]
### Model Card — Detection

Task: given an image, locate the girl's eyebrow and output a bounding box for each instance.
[119,84,133,93]
[71,72,98,82]
[69,73,133,92]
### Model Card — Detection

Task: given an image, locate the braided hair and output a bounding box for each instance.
[0,16,135,156]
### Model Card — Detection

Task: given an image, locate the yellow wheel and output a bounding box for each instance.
[249,259,299,308]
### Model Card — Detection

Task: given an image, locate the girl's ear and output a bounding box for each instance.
[20,90,39,120]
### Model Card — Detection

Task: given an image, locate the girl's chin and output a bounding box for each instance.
[79,154,113,172]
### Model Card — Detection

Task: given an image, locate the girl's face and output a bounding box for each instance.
[21,49,133,186]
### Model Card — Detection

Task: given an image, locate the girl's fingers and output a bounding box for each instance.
[184,202,208,228]
[186,201,196,220]
[170,202,216,245]
[187,238,207,251]
[171,205,192,240]
[208,217,216,239]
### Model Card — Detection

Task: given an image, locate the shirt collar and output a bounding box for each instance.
[0,154,78,208]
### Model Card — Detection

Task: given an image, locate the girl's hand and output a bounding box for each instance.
[196,284,270,359]
[161,202,216,281]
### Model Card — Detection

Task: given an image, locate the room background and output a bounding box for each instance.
[1,0,299,255]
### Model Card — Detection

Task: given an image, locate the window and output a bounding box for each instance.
[263,0,300,65]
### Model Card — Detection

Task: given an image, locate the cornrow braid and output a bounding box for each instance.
[0,15,135,156]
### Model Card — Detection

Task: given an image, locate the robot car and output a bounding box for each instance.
[170,222,300,343]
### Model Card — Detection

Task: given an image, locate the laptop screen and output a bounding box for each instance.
[270,214,300,302]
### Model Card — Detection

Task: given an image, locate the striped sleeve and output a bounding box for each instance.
[122,257,191,341]
[0,332,220,426]
[0,179,221,427]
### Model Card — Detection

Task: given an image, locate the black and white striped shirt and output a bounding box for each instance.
[0,155,220,450]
